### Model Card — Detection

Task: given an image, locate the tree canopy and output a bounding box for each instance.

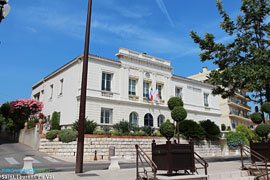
[190,0,270,104]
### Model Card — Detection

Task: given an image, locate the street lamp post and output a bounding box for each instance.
[75,0,93,174]
[0,0,10,23]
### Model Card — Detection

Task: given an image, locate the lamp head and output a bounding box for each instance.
[0,0,7,6]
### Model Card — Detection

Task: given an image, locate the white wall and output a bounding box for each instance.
[31,49,221,128]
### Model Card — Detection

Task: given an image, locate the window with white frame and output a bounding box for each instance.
[203,93,209,107]
[50,84,53,99]
[100,108,112,124]
[101,73,112,91]
[59,79,64,95]
[156,84,163,99]
[157,115,165,127]
[33,92,40,101]
[129,79,136,95]
[143,81,150,97]
[129,112,138,125]
[175,87,182,98]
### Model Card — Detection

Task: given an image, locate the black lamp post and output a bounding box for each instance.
[0,0,10,23]
[75,0,93,174]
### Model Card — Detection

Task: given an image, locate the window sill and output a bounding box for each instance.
[129,95,139,101]
[101,91,113,97]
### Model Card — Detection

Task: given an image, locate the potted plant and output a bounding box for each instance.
[152,97,196,175]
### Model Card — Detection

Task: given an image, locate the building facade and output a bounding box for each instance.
[31,48,221,128]
[189,67,253,129]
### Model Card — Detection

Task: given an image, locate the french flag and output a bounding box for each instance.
[149,88,153,101]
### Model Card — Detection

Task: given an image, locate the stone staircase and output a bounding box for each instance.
[208,170,255,180]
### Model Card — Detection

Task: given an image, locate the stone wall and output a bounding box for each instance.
[39,135,236,160]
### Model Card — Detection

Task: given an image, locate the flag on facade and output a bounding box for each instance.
[150,88,154,101]
[154,89,160,103]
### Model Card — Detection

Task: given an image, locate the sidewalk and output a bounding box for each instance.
[8,160,243,180]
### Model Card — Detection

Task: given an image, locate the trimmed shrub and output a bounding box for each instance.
[50,112,59,130]
[113,121,132,135]
[131,131,147,136]
[236,124,254,140]
[225,131,248,149]
[45,130,59,140]
[111,130,122,136]
[221,124,226,131]
[59,129,78,143]
[250,112,263,124]
[227,126,231,131]
[179,120,206,139]
[199,120,221,139]
[153,131,162,137]
[0,114,5,127]
[255,124,270,140]
[171,106,187,122]
[102,126,111,135]
[72,119,97,134]
[141,126,155,136]
[261,102,270,113]
[93,130,106,135]
[167,97,183,110]
[160,120,175,140]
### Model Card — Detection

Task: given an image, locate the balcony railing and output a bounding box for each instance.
[230,111,250,119]
[228,98,251,109]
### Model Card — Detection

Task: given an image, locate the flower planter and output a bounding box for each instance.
[152,140,195,175]
[250,140,270,162]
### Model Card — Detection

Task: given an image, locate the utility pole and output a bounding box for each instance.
[75,0,93,174]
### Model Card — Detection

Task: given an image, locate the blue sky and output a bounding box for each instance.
[0,0,243,104]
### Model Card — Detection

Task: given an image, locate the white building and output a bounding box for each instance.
[31,48,221,128]
[189,67,252,129]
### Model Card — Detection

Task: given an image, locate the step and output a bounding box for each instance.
[148,174,207,180]
[208,170,251,180]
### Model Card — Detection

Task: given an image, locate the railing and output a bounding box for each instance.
[135,144,157,180]
[240,145,269,180]
[194,152,208,175]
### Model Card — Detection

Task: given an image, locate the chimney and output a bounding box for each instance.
[202,67,208,73]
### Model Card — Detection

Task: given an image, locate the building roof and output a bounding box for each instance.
[172,74,214,88]
[32,54,120,89]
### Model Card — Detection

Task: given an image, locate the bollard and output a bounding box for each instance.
[94,150,97,161]
[109,146,115,160]
[108,156,120,170]
[22,157,34,175]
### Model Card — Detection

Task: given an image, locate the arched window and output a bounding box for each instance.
[144,113,153,126]
[157,115,165,127]
[129,112,138,125]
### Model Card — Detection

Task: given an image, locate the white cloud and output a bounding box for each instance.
[155,0,175,27]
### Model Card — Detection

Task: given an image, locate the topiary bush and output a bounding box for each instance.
[171,106,187,122]
[261,102,270,113]
[141,126,155,136]
[255,124,270,140]
[236,124,254,140]
[221,124,226,131]
[225,131,248,149]
[179,120,206,139]
[93,130,106,135]
[160,120,175,140]
[72,119,97,134]
[59,129,78,143]
[45,130,59,140]
[167,97,183,111]
[50,112,59,130]
[113,121,132,135]
[250,112,263,124]
[199,120,221,139]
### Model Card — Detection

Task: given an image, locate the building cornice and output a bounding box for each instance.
[116,48,174,70]
[32,54,120,90]
[172,74,214,88]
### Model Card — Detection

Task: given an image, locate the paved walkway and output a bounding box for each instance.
[7,160,244,180]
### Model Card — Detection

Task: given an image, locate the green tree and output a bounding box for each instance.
[160,120,175,140]
[190,0,270,105]
[50,112,59,130]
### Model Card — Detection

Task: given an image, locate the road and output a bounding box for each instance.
[0,138,135,173]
